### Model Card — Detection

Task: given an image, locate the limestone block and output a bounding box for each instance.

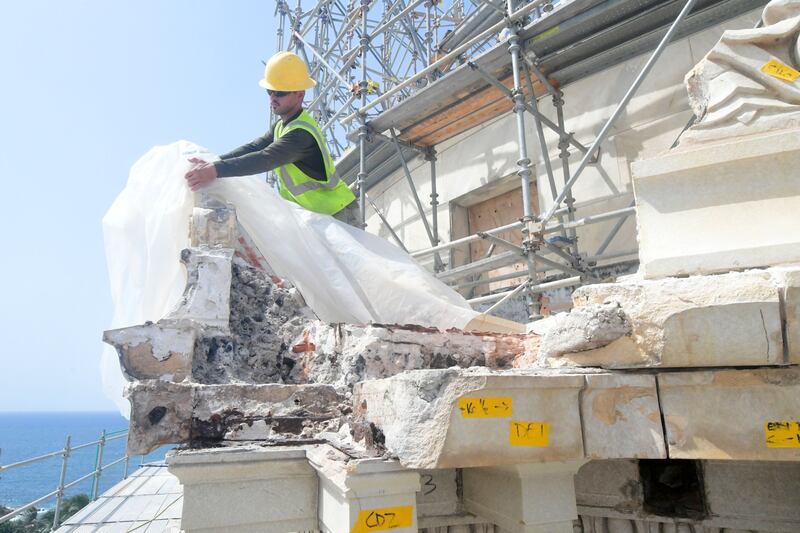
[581,374,665,459]
[354,369,585,469]
[566,270,784,368]
[168,446,317,533]
[164,247,233,330]
[658,368,800,460]
[126,381,192,456]
[578,460,800,531]
[308,446,420,533]
[104,323,195,381]
[574,460,642,511]
[192,383,345,441]
[126,381,344,454]
[416,469,459,517]
[190,205,237,248]
[703,460,800,531]
[772,266,800,363]
[632,129,800,279]
[534,303,631,361]
[462,461,585,533]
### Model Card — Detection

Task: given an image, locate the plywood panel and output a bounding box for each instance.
[467,185,538,295]
[399,74,552,147]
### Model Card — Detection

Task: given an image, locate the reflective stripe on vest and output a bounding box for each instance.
[275,116,340,195]
[272,110,355,215]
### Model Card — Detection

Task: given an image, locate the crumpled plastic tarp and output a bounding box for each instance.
[101,140,478,414]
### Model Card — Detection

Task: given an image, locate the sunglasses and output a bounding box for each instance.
[267,90,291,97]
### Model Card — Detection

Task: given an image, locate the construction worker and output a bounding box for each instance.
[185,51,358,224]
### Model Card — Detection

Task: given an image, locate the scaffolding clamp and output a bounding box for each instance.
[350,80,380,95]
[525,218,544,240]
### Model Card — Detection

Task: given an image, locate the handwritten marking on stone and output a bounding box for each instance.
[421,474,437,496]
[765,421,800,448]
[509,421,549,447]
[761,59,800,82]
[351,506,413,532]
[457,397,512,418]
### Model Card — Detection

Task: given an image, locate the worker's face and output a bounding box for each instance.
[270,90,305,117]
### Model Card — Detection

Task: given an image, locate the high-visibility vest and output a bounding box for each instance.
[274,110,355,215]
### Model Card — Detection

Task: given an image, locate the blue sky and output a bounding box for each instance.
[0,1,277,411]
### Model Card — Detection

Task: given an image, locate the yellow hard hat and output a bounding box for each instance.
[258,51,317,91]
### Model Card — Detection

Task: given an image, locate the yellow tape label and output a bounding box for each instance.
[530,25,560,43]
[761,59,800,82]
[509,421,549,447]
[765,421,800,448]
[458,397,512,418]
[351,506,413,533]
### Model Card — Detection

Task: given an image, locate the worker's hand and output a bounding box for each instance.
[185,158,218,191]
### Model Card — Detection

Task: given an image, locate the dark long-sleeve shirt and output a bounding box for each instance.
[213,109,326,181]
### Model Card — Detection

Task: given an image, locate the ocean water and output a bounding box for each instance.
[0,412,172,509]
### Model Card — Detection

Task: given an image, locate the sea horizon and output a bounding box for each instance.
[0,411,172,509]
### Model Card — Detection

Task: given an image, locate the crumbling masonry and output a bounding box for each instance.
[105,190,800,532]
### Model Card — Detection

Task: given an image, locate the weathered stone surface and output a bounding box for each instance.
[126,380,192,456]
[168,446,317,533]
[355,369,666,467]
[574,460,642,511]
[703,460,800,530]
[773,266,800,363]
[307,446,421,533]
[557,270,784,368]
[633,129,800,278]
[682,1,800,145]
[581,374,665,459]
[533,303,631,361]
[300,324,538,391]
[416,469,459,517]
[463,462,585,533]
[104,247,240,383]
[164,247,234,331]
[104,323,195,381]
[126,380,345,454]
[190,205,237,248]
[354,369,586,469]
[191,383,345,442]
[658,367,800,460]
[191,256,314,385]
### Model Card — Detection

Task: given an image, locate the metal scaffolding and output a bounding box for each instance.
[277,0,764,318]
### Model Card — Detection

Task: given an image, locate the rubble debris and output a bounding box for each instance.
[191,257,314,384]
[294,323,537,392]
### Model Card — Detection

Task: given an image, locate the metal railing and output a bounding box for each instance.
[0,429,146,532]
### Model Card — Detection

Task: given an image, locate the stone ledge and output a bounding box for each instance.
[126,380,345,455]
[354,369,668,469]
[167,445,317,533]
[549,269,787,369]
[632,128,800,279]
[658,367,800,460]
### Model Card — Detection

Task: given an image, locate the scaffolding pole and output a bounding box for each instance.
[275,0,703,313]
[505,13,541,319]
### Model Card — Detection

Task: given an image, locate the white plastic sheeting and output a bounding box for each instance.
[102,140,478,414]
